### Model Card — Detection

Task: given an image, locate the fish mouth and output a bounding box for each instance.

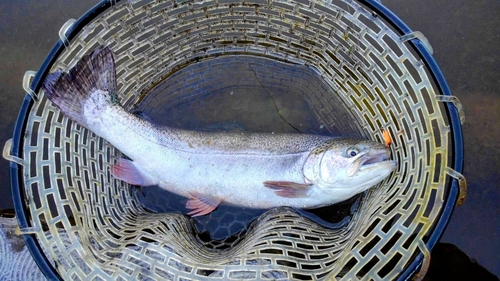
[363,150,390,165]
[359,149,396,170]
[347,148,396,177]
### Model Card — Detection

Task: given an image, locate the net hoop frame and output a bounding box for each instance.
[7,0,464,280]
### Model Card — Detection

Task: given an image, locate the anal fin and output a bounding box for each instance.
[186,193,222,217]
[110,158,156,186]
[263,181,313,198]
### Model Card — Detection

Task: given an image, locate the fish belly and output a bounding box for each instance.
[155,151,312,209]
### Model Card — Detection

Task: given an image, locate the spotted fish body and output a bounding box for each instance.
[42,47,397,216]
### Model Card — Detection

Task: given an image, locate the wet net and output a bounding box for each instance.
[4,0,465,280]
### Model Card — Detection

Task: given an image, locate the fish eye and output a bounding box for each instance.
[347,147,359,157]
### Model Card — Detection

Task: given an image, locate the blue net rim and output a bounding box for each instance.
[8,0,464,280]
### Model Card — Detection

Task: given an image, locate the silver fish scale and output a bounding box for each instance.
[157,127,333,155]
[6,0,465,280]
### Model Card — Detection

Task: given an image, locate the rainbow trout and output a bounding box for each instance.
[42,47,396,216]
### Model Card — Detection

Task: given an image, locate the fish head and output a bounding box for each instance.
[304,138,397,198]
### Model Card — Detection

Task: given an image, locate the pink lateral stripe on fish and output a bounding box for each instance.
[42,46,397,217]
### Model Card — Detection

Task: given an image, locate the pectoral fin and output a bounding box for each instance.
[186,193,222,217]
[110,158,156,186]
[263,181,313,198]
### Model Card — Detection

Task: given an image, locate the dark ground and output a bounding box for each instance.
[0,0,498,279]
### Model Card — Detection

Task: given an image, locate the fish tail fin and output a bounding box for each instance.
[42,46,118,128]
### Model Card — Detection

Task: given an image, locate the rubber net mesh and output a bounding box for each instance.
[18,0,456,279]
